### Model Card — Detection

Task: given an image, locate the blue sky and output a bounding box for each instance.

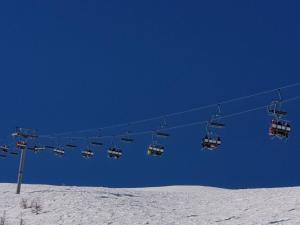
[0,0,300,188]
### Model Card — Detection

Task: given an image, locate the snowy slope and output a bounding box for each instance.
[0,184,300,225]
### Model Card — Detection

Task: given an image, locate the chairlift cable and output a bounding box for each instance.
[40,82,300,138]
[41,95,300,142]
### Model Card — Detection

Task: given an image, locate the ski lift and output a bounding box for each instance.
[12,127,38,139]
[53,148,65,157]
[155,118,170,138]
[108,147,123,159]
[66,144,77,148]
[269,119,291,139]
[202,105,225,151]
[45,145,56,150]
[268,90,288,117]
[89,129,105,147]
[121,137,134,143]
[10,147,19,155]
[202,135,222,150]
[81,149,94,159]
[16,141,27,150]
[28,145,46,153]
[155,131,170,138]
[65,139,78,148]
[0,145,9,154]
[121,131,134,144]
[107,137,123,159]
[147,132,165,157]
[91,141,104,147]
[0,145,9,158]
[147,144,165,157]
[10,151,19,156]
[268,90,291,139]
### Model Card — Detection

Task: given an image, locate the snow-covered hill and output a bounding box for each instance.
[0,184,299,225]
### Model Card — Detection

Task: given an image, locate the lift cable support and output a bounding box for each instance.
[12,128,38,195]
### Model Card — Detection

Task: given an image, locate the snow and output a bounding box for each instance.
[1,183,300,225]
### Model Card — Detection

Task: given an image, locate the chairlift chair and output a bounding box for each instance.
[81,149,94,159]
[53,148,65,157]
[202,105,225,151]
[91,141,104,147]
[12,127,38,139]
[120,130,135,144]
[0,145,9,153]
[107,147,123,159]
[28,145,46,153]
[66,144,77,148]
[10,149,19,156]
[202,135,222,150]
[155,131,170,138]
[147,144,165,157]
[121,137,134,144]
[209,121,225,129]
[269,119,291,139]
[155,118,170,138]
[0,145,9,158]
[268,89,291,139]
[268,100,288,117]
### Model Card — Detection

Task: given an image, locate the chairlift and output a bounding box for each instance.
[10,150,19,156]
[81,149,94,159]
[91,141,104,147]
[209,104,225,128]
[155,131,170,138]
[120,131,135,143]
[0,145,9,153]
[12,127,38,139]
[0,145,9,158]
[268,89,287,118]
[202,135,222,151]
[120,128,135,144]
[269,119,291,139]
[121,137,134,143]
[155,118,170,138]
[147,144,165,157]
[53,148,65,157]
[107,147,123,159]
[202,105,225,151]
[66,144,77,148]
[28,145,46,153]
[268,90,291,139]
[209,121,225,129]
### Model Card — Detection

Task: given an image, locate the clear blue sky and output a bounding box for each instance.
[0,0,300,188]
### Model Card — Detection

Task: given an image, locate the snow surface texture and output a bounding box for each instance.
[0,184,300,225]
